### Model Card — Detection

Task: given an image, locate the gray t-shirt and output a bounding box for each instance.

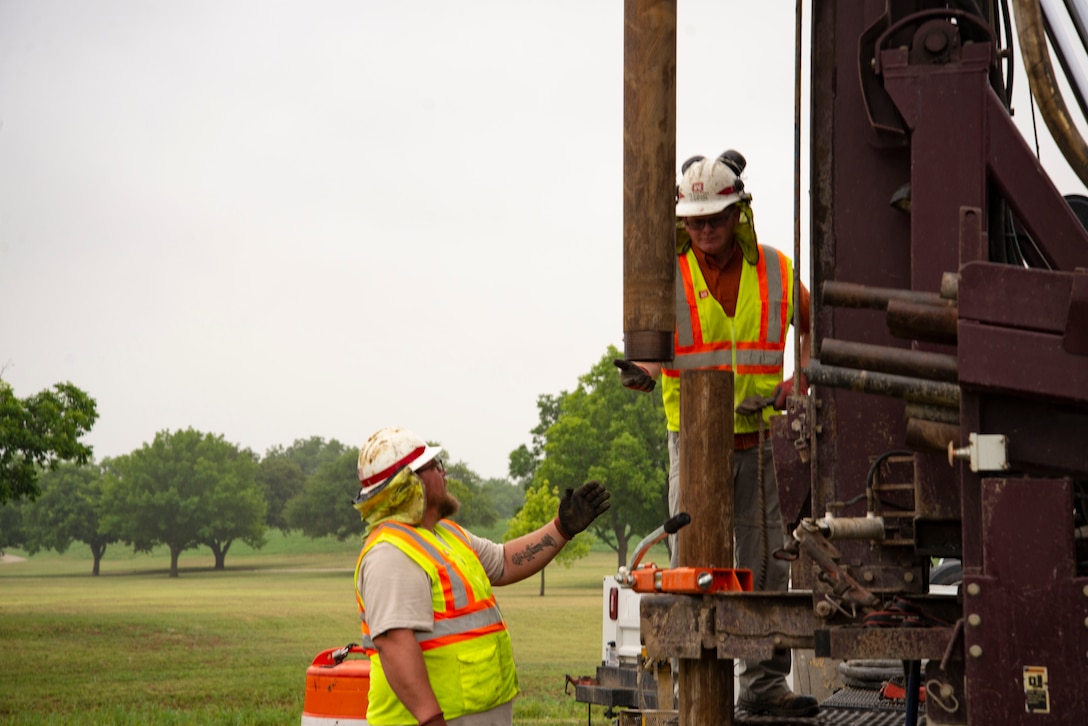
[358,527,506,638]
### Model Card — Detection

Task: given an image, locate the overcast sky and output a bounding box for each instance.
[2,2,1084,481]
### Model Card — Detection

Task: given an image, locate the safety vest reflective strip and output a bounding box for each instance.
[355,520,508,654]
[374,522,473,610]
[666,245,788,374]
[660,245,793,434]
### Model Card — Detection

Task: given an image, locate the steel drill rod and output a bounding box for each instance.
[906,418,961,452]
[886,299,958,345]
[904,402,959,425]
[806,360,960,407]
[821,280,952,310]
[622,0,677,362]
[819,338,958,382]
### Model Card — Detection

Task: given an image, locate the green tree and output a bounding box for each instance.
[102,429,266,577]
[284,448,361,541]
[481,477,524,520]
[527,345,668,566]
[259,437,346,534]
[508,393,560,489]
[22,462,117,575]
[256,454,304,532]
[280,436,349,477]
[0,499,24,554]
[503,479,591,595]
[445,458,498,528]
[0,379,98,504]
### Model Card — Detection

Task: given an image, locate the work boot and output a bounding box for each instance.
[737,691,819,717]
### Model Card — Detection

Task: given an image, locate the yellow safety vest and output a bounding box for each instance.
[661,244,794,434]
[354,520,519,724]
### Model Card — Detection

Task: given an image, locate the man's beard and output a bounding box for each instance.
[436,491,461,520]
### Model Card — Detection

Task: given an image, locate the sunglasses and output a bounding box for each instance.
[417,457,445,474]
[685,211,735,231]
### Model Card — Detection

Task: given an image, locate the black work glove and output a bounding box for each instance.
[735,394,774,417]
[555,480,611,539]
[613,359,655,392]
[735,377,799,416]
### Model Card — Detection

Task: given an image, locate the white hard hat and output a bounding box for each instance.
[675,150,750,217]
[357,426,442,496]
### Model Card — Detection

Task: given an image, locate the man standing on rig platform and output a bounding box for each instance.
[615,150,816,718]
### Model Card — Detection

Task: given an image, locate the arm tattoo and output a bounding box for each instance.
[510,533,559,566]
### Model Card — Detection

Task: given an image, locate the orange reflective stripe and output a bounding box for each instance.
[672,246,789,354]
[355,520,510,658]
[378,524,462,611]
[422,621,508,651]
[775,249,790,342]
[762,246,788,345]
[437,520,471,548]
[675,255,704,350]
[756,249,770,342]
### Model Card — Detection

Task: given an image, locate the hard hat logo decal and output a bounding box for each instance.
[692,182,704,193]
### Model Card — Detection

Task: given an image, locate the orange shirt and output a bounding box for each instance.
[689,242,811,333]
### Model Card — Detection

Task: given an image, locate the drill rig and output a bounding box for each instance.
[622,2,1088,724]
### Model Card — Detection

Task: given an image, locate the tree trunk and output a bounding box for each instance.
[538,567,545,596]
[91,542,106,576]
[169,544,182,578]
[209,540,231,570]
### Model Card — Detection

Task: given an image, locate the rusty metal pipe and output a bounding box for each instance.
[622,0,676,362]
[819,338,958,382]
[821,280,952,310]
[886,299,958,345]
[806,360,960,408]
[906,418,961,452]
[1012,0,1088,188]
[904,402,959,425]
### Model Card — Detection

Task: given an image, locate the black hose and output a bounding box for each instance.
[1001,0,1015,105]
[904,659,922,726]
[866,450,914,513]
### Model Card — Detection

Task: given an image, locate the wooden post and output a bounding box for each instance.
[622,0,676,363]
[678,369,734,725]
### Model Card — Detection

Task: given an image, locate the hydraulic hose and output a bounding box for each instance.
[1012,0,1088,187]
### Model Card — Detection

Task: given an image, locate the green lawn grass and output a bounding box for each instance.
[0,533,659,725]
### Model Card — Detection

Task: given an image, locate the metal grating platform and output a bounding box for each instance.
[735,685,924,726]
[618,700,922,726]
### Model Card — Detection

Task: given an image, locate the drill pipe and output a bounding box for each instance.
[905,402,959,425]
[886,299,958,345]
[820,338,958,382]
[806,360,960,408]
[622,0,676,362]
[821,280,952,310]
[906,418,962,452]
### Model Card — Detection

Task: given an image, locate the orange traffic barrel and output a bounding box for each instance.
[302,644,371,725]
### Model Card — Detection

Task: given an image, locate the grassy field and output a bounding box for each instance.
[0,532,657,725]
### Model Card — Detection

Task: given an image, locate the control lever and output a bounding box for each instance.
[625,512,691,574]
[615,513,753,594]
